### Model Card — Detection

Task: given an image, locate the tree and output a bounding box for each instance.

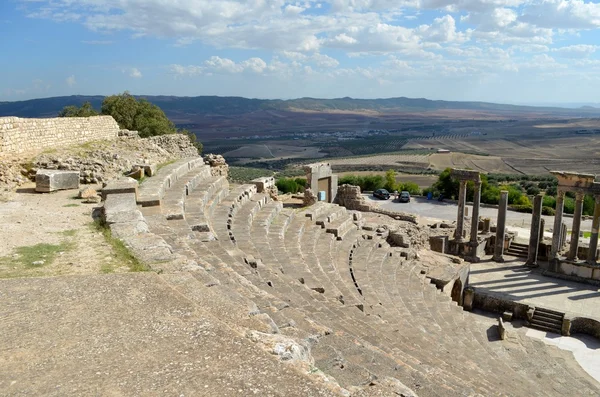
[58,101,99,117]
[384,170,397,191]
[101,92,176,137]
[433,168,459,199]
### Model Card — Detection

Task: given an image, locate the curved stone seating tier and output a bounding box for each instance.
[211,184,258,243]
[161,165,212,220]
[182,175,228,234]
[136,157,206,207]
[131,168,599,396]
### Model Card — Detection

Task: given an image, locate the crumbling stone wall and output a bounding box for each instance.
[0,116,119,156]
[204,153,228,177]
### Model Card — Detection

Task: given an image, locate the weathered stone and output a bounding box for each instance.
[126,167,144,180]
[103,193,139,225]
[497,317,507,340]
[303,187,318,207]
[35,169,80,192]
[83,195,101,204]
[78,186,97,199]
[101,177,138,200]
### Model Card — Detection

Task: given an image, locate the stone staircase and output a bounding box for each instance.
[114,160,600,396]
[506,241,529,258]
[529,307,565,334]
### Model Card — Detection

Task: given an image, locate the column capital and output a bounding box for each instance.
[595,195,600,204]
[557,189,566,199]
[575,191,585,201]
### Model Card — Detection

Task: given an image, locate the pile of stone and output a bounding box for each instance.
[148,134,199,158]
[8,133,198,188]
[0,158,30,195]
[203,153,228,177]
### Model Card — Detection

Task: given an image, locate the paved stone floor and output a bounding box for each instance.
[469,257,600,319]
[469,257,600,382]
[526,328,600,383]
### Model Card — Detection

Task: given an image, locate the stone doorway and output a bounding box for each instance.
[317,177,331,202]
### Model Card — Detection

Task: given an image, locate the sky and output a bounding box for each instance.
[2,0,600,104]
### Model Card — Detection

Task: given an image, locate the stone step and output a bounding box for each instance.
[325,215,357,240]
[162,166,213,221]
[138,189,600,396]
[137,157,205,207]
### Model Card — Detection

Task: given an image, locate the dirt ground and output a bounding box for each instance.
[0,182,127,278]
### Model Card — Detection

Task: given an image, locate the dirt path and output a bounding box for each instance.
[0,182,127,278]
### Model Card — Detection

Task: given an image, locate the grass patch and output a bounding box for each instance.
[157,159,177,171]
[63,203,80,208]
[60,229,77,237]
[0,240,75,278]
[91,220,148,272]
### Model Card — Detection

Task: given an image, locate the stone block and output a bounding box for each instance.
[429,236,447,253]
[103,193,139,225]
[498,317,507,340]
[35,169,79,192]
[101,177,138,199]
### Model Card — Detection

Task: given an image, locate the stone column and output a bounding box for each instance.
[567,192,585,261]
[493,191,508,263]
[587,196,600,265]
[470,181,481,244]
[526,194,543,267]
[454,180,467,241]
[467,181,482,261]
[550,189,565,262]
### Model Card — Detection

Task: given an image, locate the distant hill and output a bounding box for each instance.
[3,94,600,119]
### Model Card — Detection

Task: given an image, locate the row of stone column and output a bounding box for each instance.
[454,179,483,261]
[527,191,600,266]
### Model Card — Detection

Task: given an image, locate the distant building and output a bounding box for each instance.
[437,149,450,153]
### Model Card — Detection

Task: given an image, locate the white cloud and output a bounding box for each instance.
[312,53,340,68]
[552,44,598,58]
[66,75,76,87]
[240,58,268,73]
[417,15,466,43]
[171,56,270,76]
[129,68,142,78]
[520,0,600,29]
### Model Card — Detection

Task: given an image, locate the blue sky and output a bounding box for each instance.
[2,0,600,104]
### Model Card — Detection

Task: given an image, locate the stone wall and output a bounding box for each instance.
[0,116,119,156]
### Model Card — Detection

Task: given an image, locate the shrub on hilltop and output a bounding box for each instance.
[58,92,202,153]
[58,101,99,117]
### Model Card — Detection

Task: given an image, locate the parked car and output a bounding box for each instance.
[373,188,390,200]
[399,191,411,202]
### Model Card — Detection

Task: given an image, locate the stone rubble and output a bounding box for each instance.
[0,133,199,198]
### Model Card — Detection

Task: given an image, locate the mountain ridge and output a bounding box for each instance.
[3,94,600,119]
